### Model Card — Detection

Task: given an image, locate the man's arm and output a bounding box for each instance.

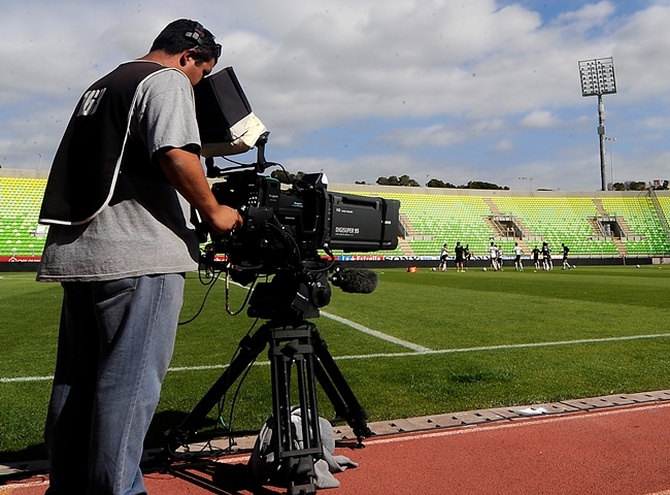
[156,147,243,233]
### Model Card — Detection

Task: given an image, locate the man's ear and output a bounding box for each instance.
[179,50,196,67]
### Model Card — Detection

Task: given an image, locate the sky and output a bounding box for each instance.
[2,0,670,191]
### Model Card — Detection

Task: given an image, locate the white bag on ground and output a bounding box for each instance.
[249,407,358,489]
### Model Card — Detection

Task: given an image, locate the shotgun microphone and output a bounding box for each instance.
[330,267,378,294]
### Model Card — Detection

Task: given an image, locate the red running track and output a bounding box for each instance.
[3,401,670,495]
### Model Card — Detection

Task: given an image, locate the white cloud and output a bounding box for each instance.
[553,1,617,30]
[489,139,515,153]
[2,1,670,190]
[520,110,558,129]
[379,124,467,149]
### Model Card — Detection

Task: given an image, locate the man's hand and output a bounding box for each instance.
[206,204,243,234]
[156,147,243,233]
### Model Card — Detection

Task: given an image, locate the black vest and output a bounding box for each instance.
[39,61,169,225]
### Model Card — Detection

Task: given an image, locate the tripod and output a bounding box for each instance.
[164,273,372,494]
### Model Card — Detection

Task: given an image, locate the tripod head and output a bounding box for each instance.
[200,248,379,326]
[247,268,331,322]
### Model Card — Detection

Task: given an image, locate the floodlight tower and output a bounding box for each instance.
[578,57,617,191]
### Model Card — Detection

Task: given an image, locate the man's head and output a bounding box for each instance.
[147,19,221,85]
[151,19,221,63]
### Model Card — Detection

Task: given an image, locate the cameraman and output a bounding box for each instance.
[36,19,242,495]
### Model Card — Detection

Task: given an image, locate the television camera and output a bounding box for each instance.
[191,67,399,293]
[164,68,401,494]
[200,132,399,295]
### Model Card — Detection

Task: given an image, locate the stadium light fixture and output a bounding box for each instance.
[578,57,617,191]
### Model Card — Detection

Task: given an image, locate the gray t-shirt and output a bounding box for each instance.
[37,63,202,282]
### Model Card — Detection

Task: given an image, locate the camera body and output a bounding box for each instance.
[193,67,400,282]
[207,168,399,276]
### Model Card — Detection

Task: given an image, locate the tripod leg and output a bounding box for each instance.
[164,324,271,453]
[295,353,321,452]
[269,337,295,458]
[310,326,372,444]
[269,326,325,495]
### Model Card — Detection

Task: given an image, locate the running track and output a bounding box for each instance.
[3,392,670,494]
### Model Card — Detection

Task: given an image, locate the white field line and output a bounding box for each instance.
[320,310,432,352]
[3,332,670,384]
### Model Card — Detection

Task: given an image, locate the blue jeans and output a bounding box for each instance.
[44,273,185,495]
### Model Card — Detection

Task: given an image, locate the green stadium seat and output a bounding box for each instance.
[0,177,49,258]
[2,178,669,261]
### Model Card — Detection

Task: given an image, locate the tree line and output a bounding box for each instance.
[370,175,510,190]
[370,176,669,191]
[271,170,668,191]
[611,180,669,191]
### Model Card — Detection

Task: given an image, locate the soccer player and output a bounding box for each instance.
[532,245,540,270]
[454,241,465,272]
[561,243,571,269]
[439,243,450,271]
[488,241,499,271]
[513,242,524,271]
[463,244,471,270]
[541,242,552,270]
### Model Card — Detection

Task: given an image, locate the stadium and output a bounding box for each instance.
[3,168,670,268]
[8,1,670,492]
[4,165,670,493]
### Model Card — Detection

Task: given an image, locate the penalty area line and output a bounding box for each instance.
[321,310,432,352]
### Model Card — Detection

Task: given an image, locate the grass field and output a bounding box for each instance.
[2,264,670,463]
